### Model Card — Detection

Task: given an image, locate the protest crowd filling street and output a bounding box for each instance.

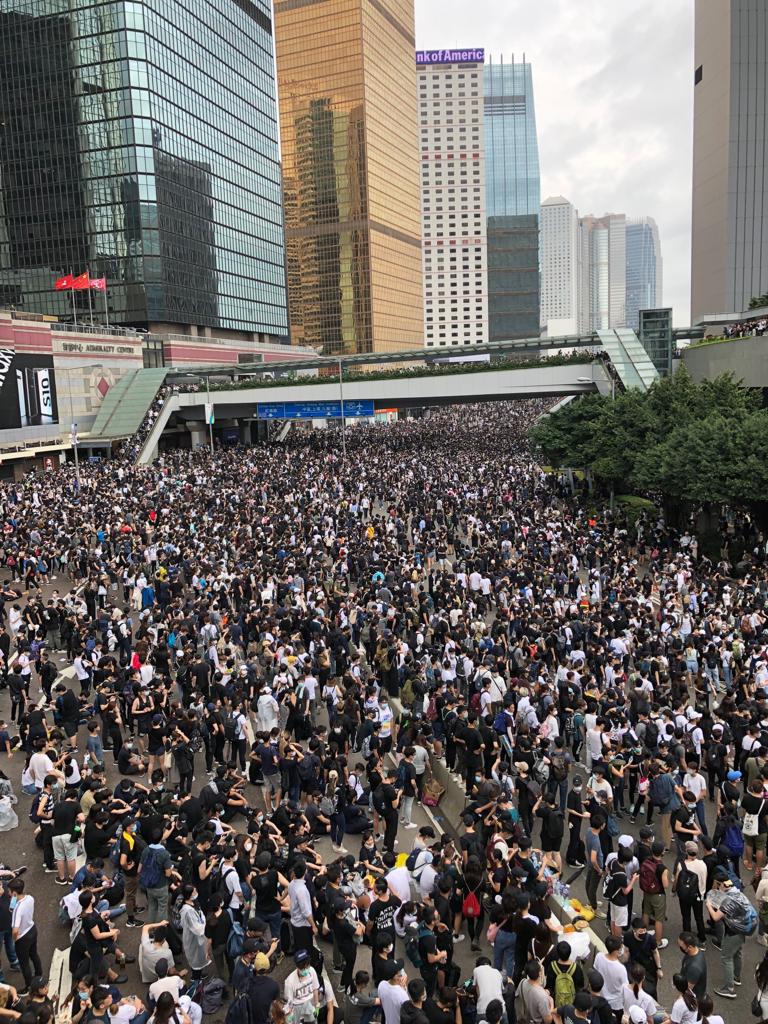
[0,399,768,1024]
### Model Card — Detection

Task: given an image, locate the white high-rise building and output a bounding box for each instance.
[583,214,627,330]
[417,49,488,347]
[540,196,587,335]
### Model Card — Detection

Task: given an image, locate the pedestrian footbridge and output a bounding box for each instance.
[136,359,615,463]
[84,327,661,461]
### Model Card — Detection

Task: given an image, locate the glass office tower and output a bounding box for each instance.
[275,0,423,354]
[484,56,540,341]
[625,218,662,330]
[0,0,288,339]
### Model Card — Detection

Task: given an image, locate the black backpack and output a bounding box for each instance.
[373,785,388,815]
[675,864,701,902]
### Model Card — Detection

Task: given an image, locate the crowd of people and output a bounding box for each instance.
[722,317,767,338]
[0,399,765,1024]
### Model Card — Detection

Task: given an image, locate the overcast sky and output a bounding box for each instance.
[415,0,695,326]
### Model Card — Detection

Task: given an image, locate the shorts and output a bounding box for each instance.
[610,903,629,928]
[265,773,281,795]
[746,833,767,853]
[52,833,79,863]
[642,892,666,923]
[62,720,79,737]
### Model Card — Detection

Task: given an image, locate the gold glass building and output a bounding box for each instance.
[275,0,424,354]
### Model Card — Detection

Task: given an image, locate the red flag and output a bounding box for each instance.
[54,274,75,290]
[71,272,91,290]
[90,278,106,292]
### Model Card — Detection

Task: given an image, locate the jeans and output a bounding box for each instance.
[493,928,516,976]
[401,796,414,825]
[146,885,169,923]
[96,899,125,920]
[262,910,283,950]
[547,777,568,813]
[586,866,601,910]
[720,930,744,990]
[0,930,19,969]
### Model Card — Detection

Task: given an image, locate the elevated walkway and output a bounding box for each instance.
[87,368,168,439]
[597,328,659,390]
[137,360,612,463]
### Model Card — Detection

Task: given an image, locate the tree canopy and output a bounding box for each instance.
[529,367,768,509]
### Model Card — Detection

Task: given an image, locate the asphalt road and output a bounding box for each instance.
[0,587,763,1019]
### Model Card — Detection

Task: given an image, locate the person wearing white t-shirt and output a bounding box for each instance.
[10,881,42,994]
[594,938,629,1015]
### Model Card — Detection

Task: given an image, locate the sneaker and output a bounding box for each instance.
[453,934,465,942]
[112,976,128,986]
[658,939,668,949]
[55,877,69,886]
[44,867,58,874]
[699,942,707,951]
[714,989,737,1000]
[734,979,742,987]
[593,910,606,919]
[629,816,636,824]
[125,918,144,928]
[9,964,20,973]
[404,823,418,829]
[572,860,585,867]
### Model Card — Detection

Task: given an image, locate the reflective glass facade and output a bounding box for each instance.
[275,0,423,354]
[0,0,287,336]
[625,218,662,330]
[483,57,540,339]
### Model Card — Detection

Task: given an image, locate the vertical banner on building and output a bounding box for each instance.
[0,350,59,429]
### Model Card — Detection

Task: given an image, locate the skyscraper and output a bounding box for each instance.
[582,214,627,330]
[540,196,587,336]
[691,0,768,321]
[625,218,663,330]
[417,48,487,348]
[484,56,540,341]
[275,0,423,354]
[0,0,288,343]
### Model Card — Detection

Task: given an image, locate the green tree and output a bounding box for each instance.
[529,367,768,519]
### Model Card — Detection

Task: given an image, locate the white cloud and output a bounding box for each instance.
[415,0,694,326]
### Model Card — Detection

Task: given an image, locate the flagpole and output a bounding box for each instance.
[70,267,77,325]
[104,283,109,327]
[86,267,94,326]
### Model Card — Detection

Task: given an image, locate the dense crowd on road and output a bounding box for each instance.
[0,400,766,1024]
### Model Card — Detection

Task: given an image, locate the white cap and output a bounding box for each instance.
[618,835,634,848]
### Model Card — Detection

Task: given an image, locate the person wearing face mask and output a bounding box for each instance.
[51,787,82,885]
[251,851,288,950]
[179,884,209,979]
[672,790,702,867]
[284,948,321,1024]
[565,777,589,868]
[8,878,41,997]
[118,818,146,931]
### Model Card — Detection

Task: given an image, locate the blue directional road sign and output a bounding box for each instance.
[257,403,286,419]
[256,400,374,420]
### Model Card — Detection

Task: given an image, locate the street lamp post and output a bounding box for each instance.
[205,375,214,455]
[338,357,347,461]
[70,422,81,490]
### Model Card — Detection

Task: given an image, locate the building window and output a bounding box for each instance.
[694,65,703,84]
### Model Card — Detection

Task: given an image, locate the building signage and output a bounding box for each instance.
[416,48,485,66]
[0,350,58,429]
[257,400,374,419]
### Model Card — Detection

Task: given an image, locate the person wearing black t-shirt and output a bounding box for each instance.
[330,902,361,990]
[375,769,400,852]
[252,850,288,945]
[534,792,565,872]
[366,879,401,948]
[566,779,589,866]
